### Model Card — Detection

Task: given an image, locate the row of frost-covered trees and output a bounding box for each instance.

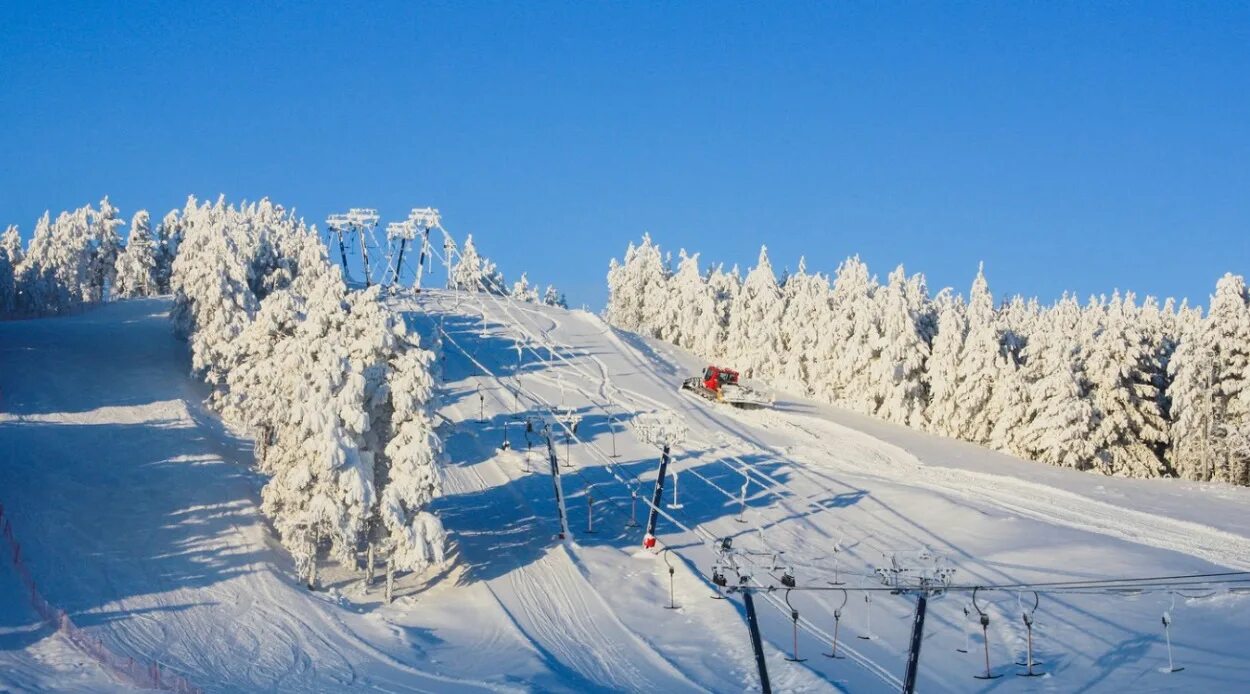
[0,197,177,318]
[449,233,567,307]
[607,235,1250,486]
[169,196,447,593]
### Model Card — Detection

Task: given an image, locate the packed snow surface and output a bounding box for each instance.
[2,294,1248,692]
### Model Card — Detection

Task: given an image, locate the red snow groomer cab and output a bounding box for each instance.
[680,365,769,409]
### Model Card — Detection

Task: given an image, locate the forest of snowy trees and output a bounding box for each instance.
[607,235,1250,487]
[1,196,450,594]
[0,197,177,318]
[448,233,568,308]
[169,196,447,592]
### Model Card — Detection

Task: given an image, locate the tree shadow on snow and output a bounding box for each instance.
[0,419,268,618]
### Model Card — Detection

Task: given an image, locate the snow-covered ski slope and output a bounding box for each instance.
[3,294,1249,692]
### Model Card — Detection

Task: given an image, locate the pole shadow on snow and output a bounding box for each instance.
[431,431,870,585]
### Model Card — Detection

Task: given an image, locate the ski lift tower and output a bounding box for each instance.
[385,219,414,287]
[635,410,688,549]
[325,213,352,279]
[345,208,380,287]
[408,207,441,291]
[872,549,957,694]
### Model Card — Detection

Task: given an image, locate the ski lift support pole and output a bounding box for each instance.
[902,591,929,694]
[409,207,440,291]
[347,208,379,287]
[740,582,772,694]
[643,443,671,548]
[544,427,571,540]
[327,213,350,278]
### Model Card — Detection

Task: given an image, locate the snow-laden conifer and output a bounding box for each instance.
[820,256,878,412]
[0,241,14,317]
[777,259,833,394]
[543,285,568,308]
[872,266,930,426]
[925,290,966,436]
[451,234,485,291]
[154,209,182,293]
[114,211,158,298]
[703,264,739,360]
[1085,292,1169,476]
[1017,297,1097,469]
[1,225,23,267]
[1169,274,1250,483]
[89,196,124,301]
[381,344,447,573]
[724,246,786,380]
[947,265,1000,443]
[510,273,540,303]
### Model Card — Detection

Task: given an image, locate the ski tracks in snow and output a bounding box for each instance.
[756,409,1250,572]
[436,375,705,693]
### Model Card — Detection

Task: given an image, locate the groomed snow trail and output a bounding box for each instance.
[4,295,1249,692]
[405,289,1250,693]
[0,300,510,693]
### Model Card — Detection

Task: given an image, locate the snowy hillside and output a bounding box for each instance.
[3,294,1249,692]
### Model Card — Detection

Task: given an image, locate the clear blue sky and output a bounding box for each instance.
[2,2,1247,309]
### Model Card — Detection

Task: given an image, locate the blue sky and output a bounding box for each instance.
[2,2,1247,309]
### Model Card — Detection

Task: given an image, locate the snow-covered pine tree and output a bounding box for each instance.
[89,196,124,301]
[1,225,23,267]
[1016,296,1097,469]
[0,241,14,318]
[604,234,669,337]
[662,250,709,351]
[510,272,540,303]
[380,343,447,579]
[1168,303,1211,481]
[114,210,158,298]
[723,246,786,380]
[1169,274,1250,484]
[1209,276,1250,485]
[24,207,95,313]
[944,264,1001,443]
[871,266,930,426]
[154,209,182,293]
[482,260,507,295]
[987,352,1030,456]
[702,264,739,360]
[170,197,256,390]
[925,290,966,436]
[819,256,878,413]
[1083,292,1170,477]
[451,234,485,291]
[777,259,833,394]
[998,295,1038,364]
[542,285,568,308]
[171,196,326,397]
[258,274,378,586]
[605,256,630,328]
[15,213,53,315]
